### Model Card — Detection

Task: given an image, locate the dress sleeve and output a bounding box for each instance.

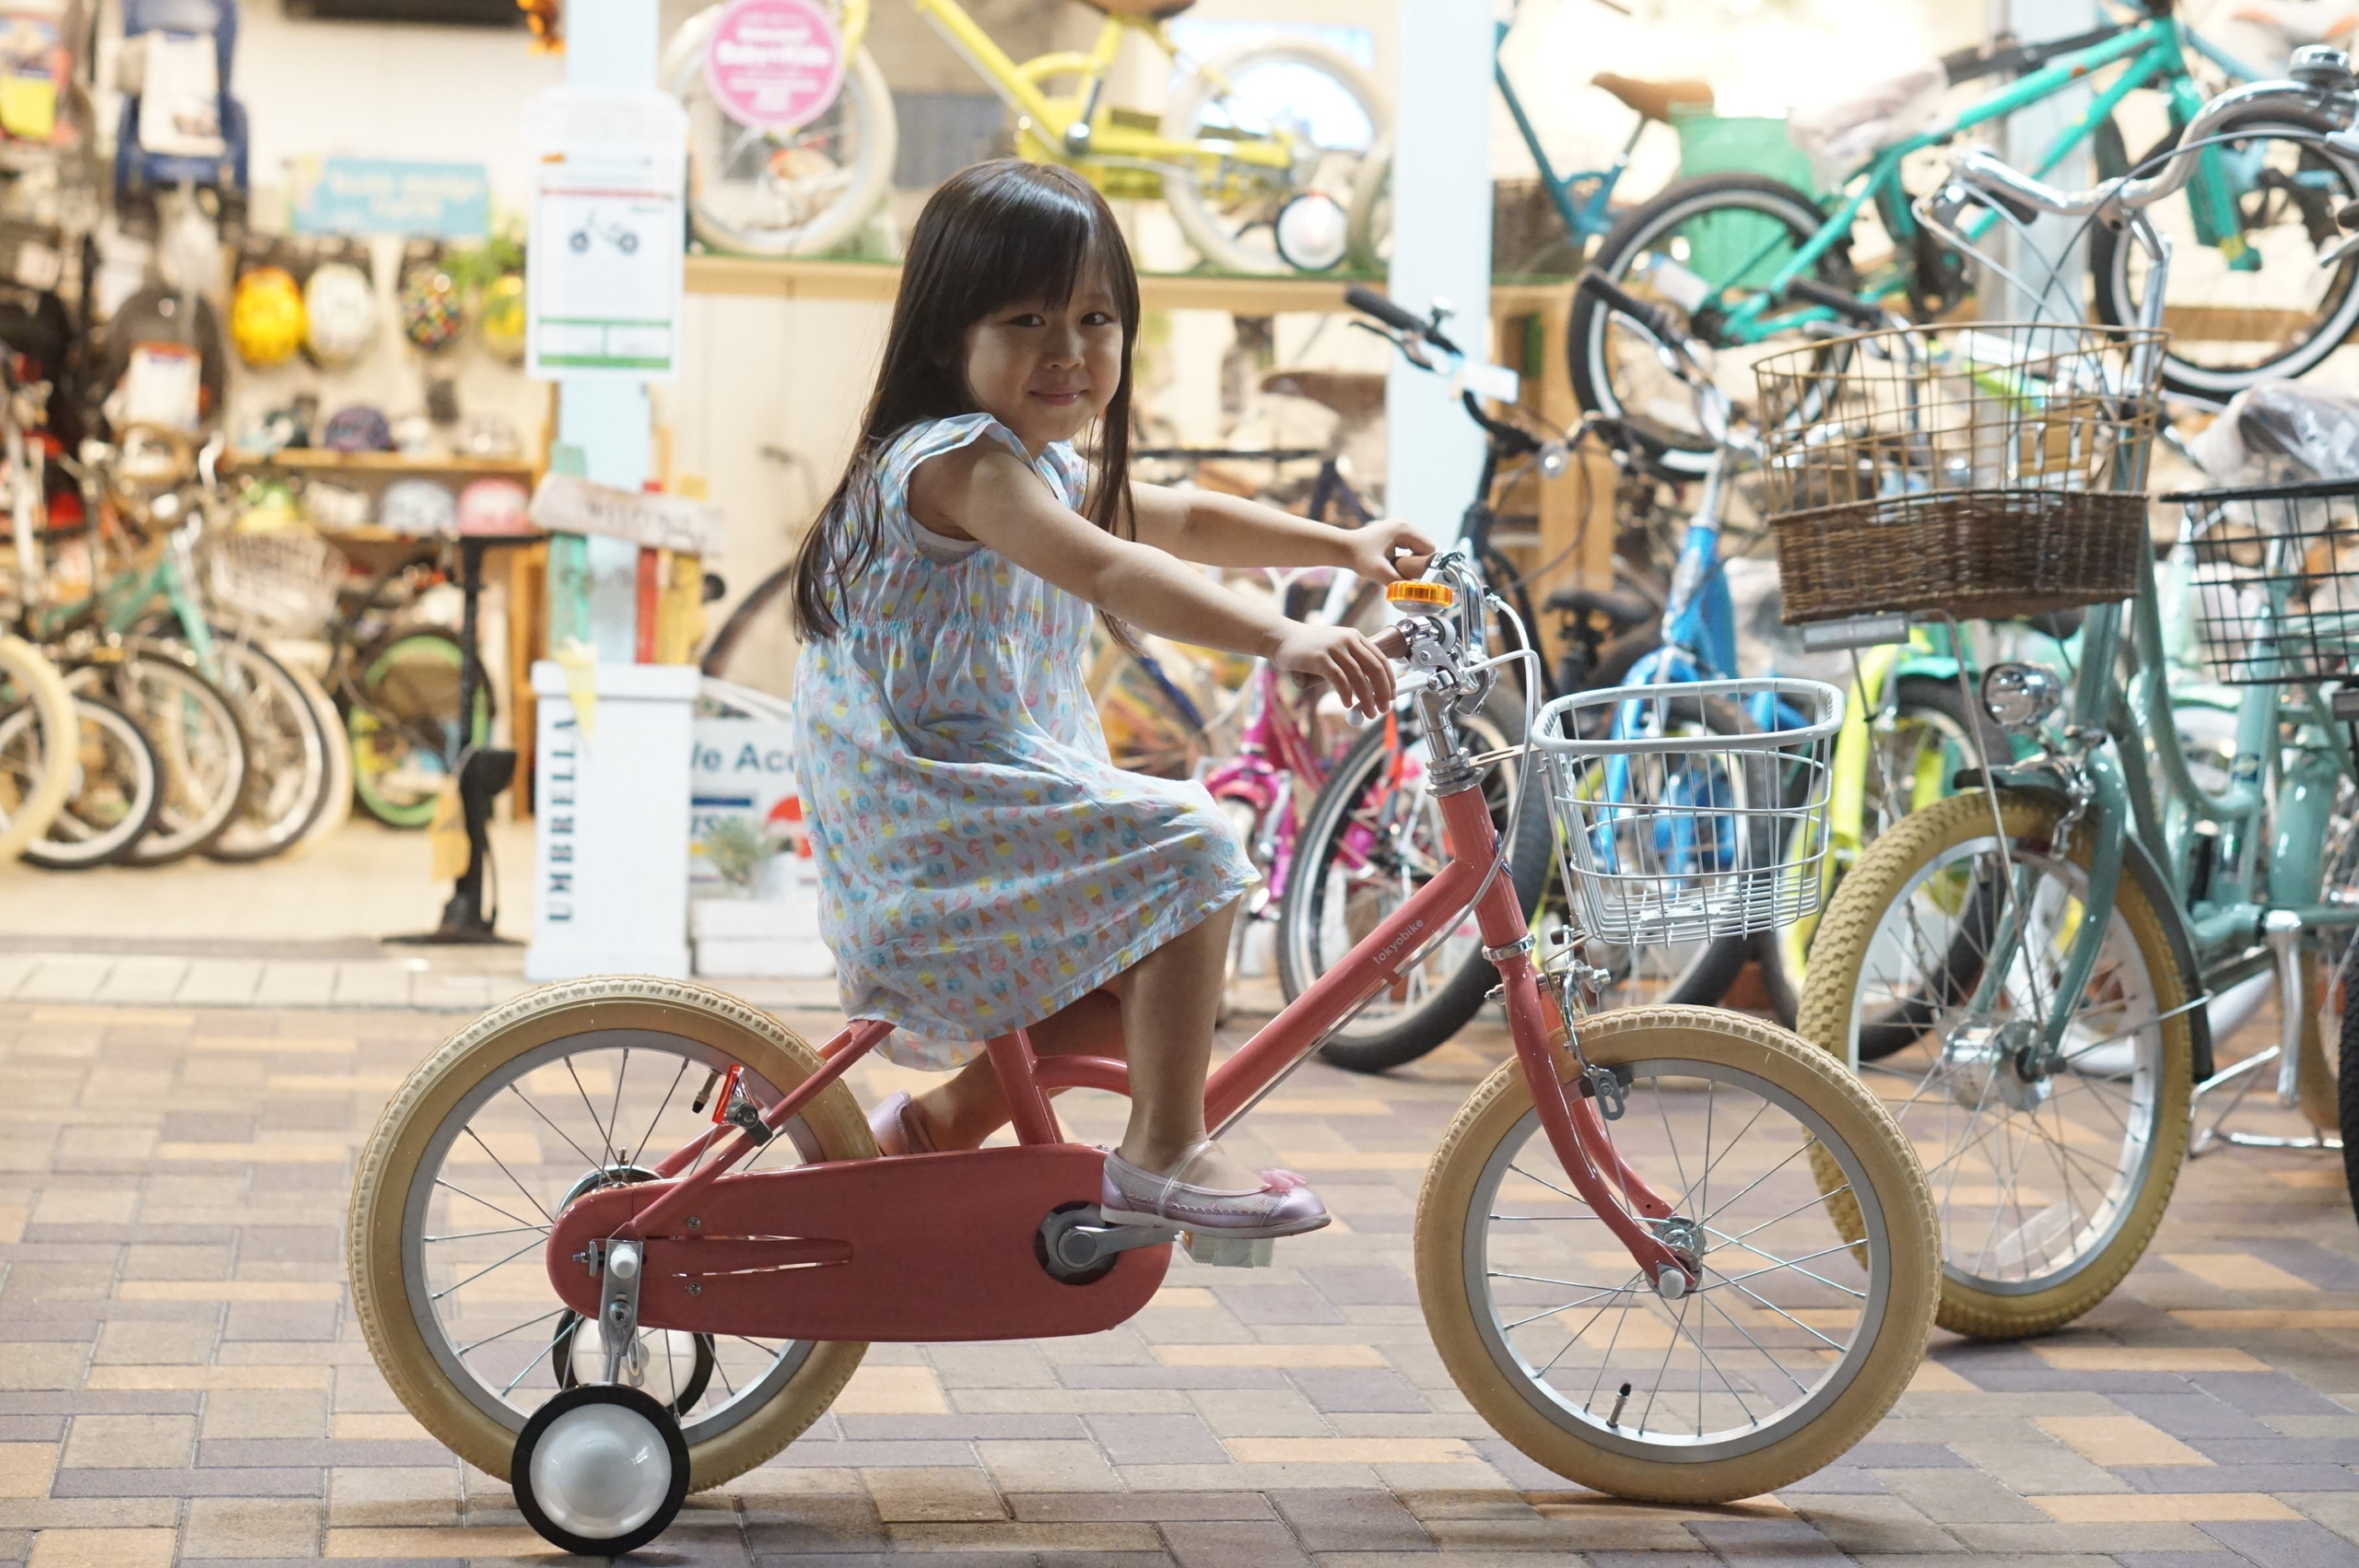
[876,414,1037,509]
[1043,441,1091,513]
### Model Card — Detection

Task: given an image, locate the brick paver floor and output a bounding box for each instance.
[0,998,2355,1565]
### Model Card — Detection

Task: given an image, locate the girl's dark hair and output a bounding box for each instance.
[791,159,1141,641]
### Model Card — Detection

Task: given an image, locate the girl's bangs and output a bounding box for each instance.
[970,175,1136,321]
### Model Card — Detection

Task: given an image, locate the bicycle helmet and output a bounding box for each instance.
[94,282,227,425]
[478,270,525,364]
[456,475,528,534]
[321,403,393,452]
[303,261,377,368]
[380,476,456,536]
[399,263,464,353]
[229,265,305,367]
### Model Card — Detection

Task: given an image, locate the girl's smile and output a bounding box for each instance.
[963,280,1122,453]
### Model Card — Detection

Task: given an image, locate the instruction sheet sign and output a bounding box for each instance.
[523,86,687,382]
[704,0,845,131]
[291,158,491,238]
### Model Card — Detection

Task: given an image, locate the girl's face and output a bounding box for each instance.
[960,273,1123,454]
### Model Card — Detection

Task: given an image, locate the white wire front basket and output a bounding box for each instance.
[1535,676,1843,946]
[203,527,347,636]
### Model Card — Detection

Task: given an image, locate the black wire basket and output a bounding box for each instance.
[2170,478,2359,685]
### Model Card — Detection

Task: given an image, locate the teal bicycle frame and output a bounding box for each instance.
[1708,13,2259,341]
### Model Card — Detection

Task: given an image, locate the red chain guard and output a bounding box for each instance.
[544,1144,1169,1341]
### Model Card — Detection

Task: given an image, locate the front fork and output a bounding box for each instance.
[1449,785,1694,1294]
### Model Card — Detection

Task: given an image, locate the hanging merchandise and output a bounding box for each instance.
[114,0,248,206]
[303,261,377,368]
[320,403,393,452]
[399,262,464,353]
[456,476,529,534]
[229,265,305,367]
[97,284,227,433]
[380,476,457,536]
[477,271,525,364]
[0,5,69,146]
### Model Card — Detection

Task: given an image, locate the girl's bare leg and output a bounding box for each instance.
[911,990,1125,1150]
[1107,901,1259,1189]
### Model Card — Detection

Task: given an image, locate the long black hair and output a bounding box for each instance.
[791,159,1142,641]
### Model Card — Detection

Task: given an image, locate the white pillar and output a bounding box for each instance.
[1382,0,1492,540]
[1991,0,2103,323]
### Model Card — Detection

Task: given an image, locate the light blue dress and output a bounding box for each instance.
[791,414,1253,1069]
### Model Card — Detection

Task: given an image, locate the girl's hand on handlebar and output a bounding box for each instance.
[1348,519,1438,584]
[1271,623,1395,720]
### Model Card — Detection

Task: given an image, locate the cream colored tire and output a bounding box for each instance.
[349,977,875,1491]
[1795,791,2194,1340]
[1417,1007,1939,1503]
[0,636,78,860]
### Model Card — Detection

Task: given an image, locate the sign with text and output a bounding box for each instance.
[291,158,491,238]
[522,85,687,381]
[703,0,845,131]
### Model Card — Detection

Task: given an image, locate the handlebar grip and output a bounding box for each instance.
[1576,268,1693,355]
[1372,625,1409,661]
[1344,286,1426,336]
[1779,277,1885,329]
[2339,198,2359,233]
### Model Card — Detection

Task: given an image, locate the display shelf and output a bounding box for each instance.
[686,253,1574,316]
[228,450,539,478]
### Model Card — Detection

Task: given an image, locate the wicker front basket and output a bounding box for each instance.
[1755,322,2163,625]
[1773,489,2148,623]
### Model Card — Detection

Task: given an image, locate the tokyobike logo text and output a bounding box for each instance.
[1373,920,1426,969]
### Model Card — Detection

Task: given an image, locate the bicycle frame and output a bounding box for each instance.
[1711,16,2246,341]
[542,688,1694,1341]
[1495,21,1632,254]
[908,0,1294,177]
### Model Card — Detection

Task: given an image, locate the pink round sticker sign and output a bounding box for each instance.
[703,0,846,132]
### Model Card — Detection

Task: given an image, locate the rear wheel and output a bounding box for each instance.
[349,977,874,1491]
[1280,693,1548,1072]
[186,631,335,862]
[348,628,489,830]
[1417,1007,1937,1501]
[2,695,161,869]
[69,651,250,866]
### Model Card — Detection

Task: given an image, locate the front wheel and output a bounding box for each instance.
[1417,1006,1938,1502]
[348,977,874,1491]
[1161,40,1389,276]
[1279,693,1549,1073]
[1796,790,2194,1339]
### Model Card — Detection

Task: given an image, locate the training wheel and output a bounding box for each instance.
[512,1384,688,1557]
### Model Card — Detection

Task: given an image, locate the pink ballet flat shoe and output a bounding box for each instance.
[868,1093,939,1158]
[1097,1141,1330,1238]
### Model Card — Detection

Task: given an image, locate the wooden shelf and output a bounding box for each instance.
[686,253,1573,317]
[229,450,538,478]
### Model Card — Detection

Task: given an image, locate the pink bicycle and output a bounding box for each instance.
[349,562,1936,1557]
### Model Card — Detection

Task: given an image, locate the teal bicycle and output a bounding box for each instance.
[1570,0,2358,479]
[1790,53,2359,1340]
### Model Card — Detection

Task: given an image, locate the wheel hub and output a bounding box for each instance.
[1940,1014,2053,1113]
[1652,1214,1703,1283]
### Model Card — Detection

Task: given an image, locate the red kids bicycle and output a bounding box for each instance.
[348,557,1938,1557]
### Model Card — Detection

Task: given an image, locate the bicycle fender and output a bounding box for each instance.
[1952,772,2213,1082]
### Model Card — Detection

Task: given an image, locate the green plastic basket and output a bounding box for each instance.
[1666,111,1818,291]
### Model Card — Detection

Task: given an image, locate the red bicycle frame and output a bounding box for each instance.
[598,782,1689,1295]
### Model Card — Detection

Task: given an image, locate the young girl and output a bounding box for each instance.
[791,158,1432,1235]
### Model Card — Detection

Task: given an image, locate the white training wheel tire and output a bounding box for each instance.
[512,1384,689,1558]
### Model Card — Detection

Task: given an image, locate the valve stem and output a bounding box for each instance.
[1606,1382,1632,1428]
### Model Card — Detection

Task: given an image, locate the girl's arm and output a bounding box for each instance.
[910,444,1397,717]
[1130,480,1435,583]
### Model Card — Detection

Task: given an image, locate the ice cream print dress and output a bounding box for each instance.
[791,413,1254,1070]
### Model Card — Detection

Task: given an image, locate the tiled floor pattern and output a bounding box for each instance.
[0,999,2355,1565]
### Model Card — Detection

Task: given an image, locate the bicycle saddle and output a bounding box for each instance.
[1078,0,1196,17]
[1261,369,1387,422]
[1591,73,1715,123]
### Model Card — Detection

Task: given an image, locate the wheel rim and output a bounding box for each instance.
[675,36,882,254]
[209,643,328,855]
[1848,835,2163,1294]
[1459,1059,1893,1461]
[398,1029,822,1445]
[0,699,152,860]
[101,661,241,853]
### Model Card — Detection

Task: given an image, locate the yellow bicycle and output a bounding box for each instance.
[666,0,1389,274]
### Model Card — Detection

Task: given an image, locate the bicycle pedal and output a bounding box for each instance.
[1182,1233,1274,1268]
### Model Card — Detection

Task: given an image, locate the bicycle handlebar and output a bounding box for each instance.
[1344,285,1425,337]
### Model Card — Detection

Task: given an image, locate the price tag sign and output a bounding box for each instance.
[522,86,688,383]
[702,0,846,131]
